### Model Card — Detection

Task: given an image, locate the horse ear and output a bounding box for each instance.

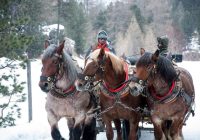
[151,49,160,62]
[56,40,65,55]
[44,40,50,49]
[98,48,105,60]
[140,48,145,56]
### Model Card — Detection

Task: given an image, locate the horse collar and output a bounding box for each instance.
[50,85,77,98]
[150,81,176,100]
[99,63,130,99]
[147,81,182,104]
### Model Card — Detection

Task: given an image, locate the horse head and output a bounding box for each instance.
[76,47,126,92]
[75,48,110,91]
[135,49,178,96]
[39,40,65,92]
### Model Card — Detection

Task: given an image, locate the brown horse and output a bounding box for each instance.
[135,50,195,140]
[75,48,143,140]
[39,40,97,140]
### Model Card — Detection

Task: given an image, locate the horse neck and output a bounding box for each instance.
[103,58,126,89]
[56,55,78,90]
[150,74,171,96]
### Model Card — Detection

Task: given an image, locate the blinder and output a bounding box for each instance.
[40,75,56,83]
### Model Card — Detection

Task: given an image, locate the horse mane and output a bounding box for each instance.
[136,52,178,83]
[107,52,124,74]
[42,44,77,85]
[89,49,124,74]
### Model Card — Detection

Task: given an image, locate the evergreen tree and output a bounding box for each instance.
[92,10,107,31]
[0,0,30,127]
[130,5,146,33]
[61,0,88,54]
[19,0,46,59]
[0,0,45,127]
[172,0,200,42]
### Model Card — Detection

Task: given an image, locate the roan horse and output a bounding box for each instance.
[39,40,97,140]
[76,48,143,140]
[135,50,195,140]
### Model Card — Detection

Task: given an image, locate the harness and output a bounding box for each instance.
[50,85,77,98]
[98,63,130,99]
[138,62,195,122]
[147,80,181,104]
[40,53,77,98]
[142,63,194,105]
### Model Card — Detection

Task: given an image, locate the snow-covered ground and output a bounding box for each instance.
[0,60,200,140]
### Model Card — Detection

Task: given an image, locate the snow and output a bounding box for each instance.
[42,24,64,36]
[0,60,200,140]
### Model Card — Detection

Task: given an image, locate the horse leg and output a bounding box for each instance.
[113,119,122,140]
[67,118,75,140]
[104,119,114,140]
[72,125,82,140]
[51,125,65,140]
[151,116,166,140]
[169,118,184,140]
[122,120,130,140]
[82,118,97,140]
[46,110,65,140]
[162,120,172,140]
[128,119,139,140]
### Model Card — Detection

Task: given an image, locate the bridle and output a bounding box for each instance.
[77,55,106,90]
[40,53,64,88]
[144,63,157,84]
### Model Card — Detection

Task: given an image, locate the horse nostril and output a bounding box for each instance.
[78,83,83,87]
[44,82,49,88]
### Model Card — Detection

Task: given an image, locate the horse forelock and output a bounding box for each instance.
[42,44,57,59]
[88,49,124,74]
[136,52,152,68]
[88,49,101,61]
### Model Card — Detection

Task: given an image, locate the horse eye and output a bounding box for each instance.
[53,60,59,65]
[95,64,98,68]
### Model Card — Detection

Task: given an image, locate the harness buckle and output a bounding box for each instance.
[47,77,52,82]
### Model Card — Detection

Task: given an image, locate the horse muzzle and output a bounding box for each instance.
[39,81,51,93]
[130,83,145,96]
[75,79,95,92]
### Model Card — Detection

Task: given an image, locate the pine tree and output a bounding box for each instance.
[92,10,107,31]
[0,0,44,127]
[61,0,88,54]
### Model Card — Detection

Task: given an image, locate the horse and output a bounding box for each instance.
[38,40,97,140]
[135,50,195,140]
[75,48,143,140]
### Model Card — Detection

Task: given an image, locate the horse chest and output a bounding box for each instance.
[45,93,89,117]
[149,98,187,118]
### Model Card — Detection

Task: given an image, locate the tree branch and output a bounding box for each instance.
[0,60,15,69]
[0,92,14,119]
